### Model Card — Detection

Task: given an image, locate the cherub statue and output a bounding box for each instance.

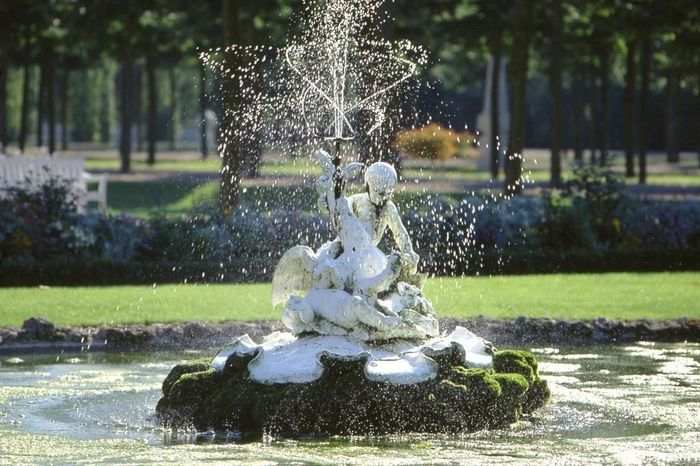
[273,150,438,341]
[278,188,405,340]
[315,155,420,280]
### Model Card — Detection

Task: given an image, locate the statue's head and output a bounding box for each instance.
[365,162,397,207]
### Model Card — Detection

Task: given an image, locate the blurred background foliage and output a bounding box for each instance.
[0,0,698,171]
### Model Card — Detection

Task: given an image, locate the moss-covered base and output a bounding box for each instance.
[156,348,550,438]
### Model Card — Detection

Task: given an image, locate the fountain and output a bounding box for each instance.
[156,0,549,437]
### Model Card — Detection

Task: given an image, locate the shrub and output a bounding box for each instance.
[1,176,699,284]
[538,192,598,249]
[394,123,466,160]
[0,175,84,260]
[616,201,700,249]
[561,166,628,244]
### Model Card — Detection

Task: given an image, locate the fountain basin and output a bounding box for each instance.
[156,342,549,437]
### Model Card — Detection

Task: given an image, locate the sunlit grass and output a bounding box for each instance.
[1,272,697,327]
[54,148,697,217]
[83,156,222,172]
[66,150,699,186]
[106,180,219,216]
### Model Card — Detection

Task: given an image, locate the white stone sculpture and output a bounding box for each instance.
[211,149,495,385]
[272,149,439,341]
[212,326,493,385]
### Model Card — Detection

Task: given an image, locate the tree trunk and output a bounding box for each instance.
[504,0,535,196]
[587,67,598,165]
[599,46,610,166]
[134,64,143,152]
[623,38,636,177]
[489,29,503,179]
[99,65,111,144]
[119,42,134,173]
[146,51,157,165]
[169,67,177,151]
[241,99,263,178]
[199,60,208,159]
[572,60,583,163]
[549,0,563,186]
[37,61,45,147]
[665,68,679,163]
[219,0,245,211]
[46,57,56,154]
[0,57,7,150]
[638,33,651,184]
[60,69,69,151]
[19,55,30,153]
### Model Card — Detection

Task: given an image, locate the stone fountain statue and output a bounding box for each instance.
[201,148,494,386]
[155,150,550,434]
[274,150,437,342]
[156,0,549,437]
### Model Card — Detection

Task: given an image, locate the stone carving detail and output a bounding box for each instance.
[273,149,439,341]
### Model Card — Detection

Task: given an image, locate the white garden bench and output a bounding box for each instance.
[0,156,107,212]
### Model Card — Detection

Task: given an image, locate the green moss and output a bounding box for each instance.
[161,362,209,397]
[494,373,529,399]
[156,348,550,437]
[523,379,551,414]
[168,369,224,406]
[491,373,530,425]
[446,367,502,399]
[493,350,538,383]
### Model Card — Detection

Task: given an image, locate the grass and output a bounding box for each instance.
[45,147,696,217]
[106,180,219,216]
[106,181,322,216]
[105,179,442,217]
[0,272,697,328]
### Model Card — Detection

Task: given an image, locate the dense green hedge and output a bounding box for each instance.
[2,169,699,286]
[1,247,698,286]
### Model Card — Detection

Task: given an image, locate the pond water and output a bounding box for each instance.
[1,342,699,465]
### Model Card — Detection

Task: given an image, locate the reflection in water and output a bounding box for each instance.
[1,343,699,465]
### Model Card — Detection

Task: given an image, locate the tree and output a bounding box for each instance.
[674,0,700,167]
[542,0,564,186]
[623,37,636,177]
[218,0,245,211]
[656,1,691,164]
[0,1,42,153]
[564,0,596,165]
[137,4,187,164]
[33,0,72,154]
[18,23,34,153]
[664,66,679,163]
[178,0,222,160]
[638,31,651,184]
[474,0,513,180]
[0,1,11,150]
[504,0,536,196]
[100,0,144,172]
[0,59,6,150]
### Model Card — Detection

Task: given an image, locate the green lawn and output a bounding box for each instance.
[106,181,323,216]
[54,147,693,217]
[81,154,322,176]
[105,180,443,216]
[106,180,220,216]
[1,272,697,328]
